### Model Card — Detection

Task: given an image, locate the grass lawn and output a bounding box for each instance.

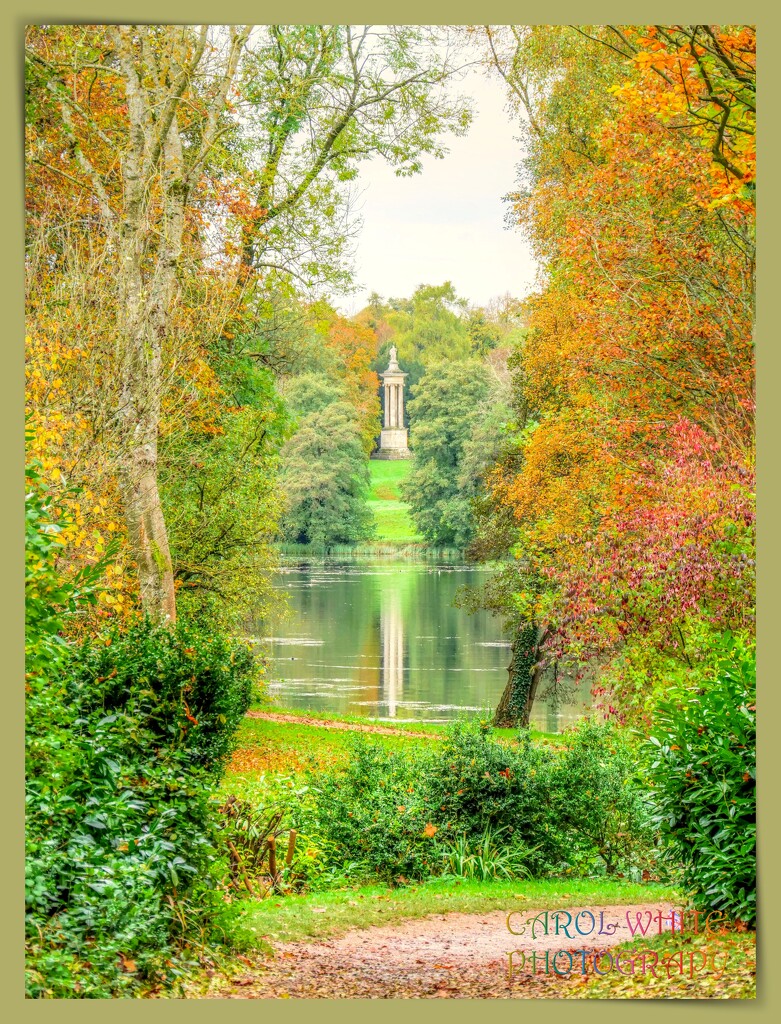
[226,714,440,780]
[368,459,422,543]
[226,711,561,784]
[238,877,680,946]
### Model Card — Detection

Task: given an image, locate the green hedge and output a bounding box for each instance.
[644,634,756,925]
[26,620,257,997]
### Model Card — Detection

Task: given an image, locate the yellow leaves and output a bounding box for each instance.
[27,389,136,621]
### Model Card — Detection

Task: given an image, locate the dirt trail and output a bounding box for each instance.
[245,710,439,740]
[208,902,677,999]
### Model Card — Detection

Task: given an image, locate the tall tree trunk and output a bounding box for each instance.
[32,24,248,625]
[494,623,549,728]
[116,435,176,624]
[112,30,184,625]
[114,191,178,624]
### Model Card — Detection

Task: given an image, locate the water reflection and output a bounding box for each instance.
[251,559,591,730]
[381,581,404,717]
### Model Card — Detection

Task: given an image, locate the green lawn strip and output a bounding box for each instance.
[368,459,412,500]
[569,927,756,999]
[367,459,424,542]
[240,878,680,947]
[367,508,421,544]
[235,715,439,760]
[236,709,559,749]
[244,705,447,734]
[367,502,421,543]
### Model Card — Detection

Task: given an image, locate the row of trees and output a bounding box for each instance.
[27,21,755,723]
[25,25,478,994]
[274,302,379,547]
[273,283,524,550]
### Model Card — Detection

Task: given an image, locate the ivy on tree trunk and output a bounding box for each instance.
[493,622,548,728]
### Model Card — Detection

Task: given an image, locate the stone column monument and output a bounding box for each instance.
[376,345,410,459]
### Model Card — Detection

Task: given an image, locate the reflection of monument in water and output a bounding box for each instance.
[374,345,410,459]
[380,579,405,716]
[373,348,409,711]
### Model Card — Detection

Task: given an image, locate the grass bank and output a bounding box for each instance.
[569,928,756,999]
[244,704,560,743]
[240,876,680,946]
[277,542,461,559]
[227,711,561,784]
[367,459,421,543]
[277,460,468,556]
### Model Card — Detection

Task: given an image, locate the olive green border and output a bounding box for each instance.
[3,1,775,1019]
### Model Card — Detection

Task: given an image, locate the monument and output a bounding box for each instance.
[375,345,410,459]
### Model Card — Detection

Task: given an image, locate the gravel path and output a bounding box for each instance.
[207,902,677,999]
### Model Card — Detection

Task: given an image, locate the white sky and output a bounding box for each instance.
[333,63,540,314]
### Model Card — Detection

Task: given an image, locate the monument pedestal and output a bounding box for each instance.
[373,346,411,460]
[376,427,411,459]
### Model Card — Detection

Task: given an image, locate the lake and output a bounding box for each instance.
[252,559,591,731]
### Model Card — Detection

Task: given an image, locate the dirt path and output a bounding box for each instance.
[245,710,439,740]
[207,902,677,999]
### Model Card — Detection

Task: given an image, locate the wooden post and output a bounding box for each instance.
[268,835,277,880]
[286,829,297,868]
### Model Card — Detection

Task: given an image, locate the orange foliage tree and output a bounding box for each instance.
[479,24,755,720]
[324,316,381,454]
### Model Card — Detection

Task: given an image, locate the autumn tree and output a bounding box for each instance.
[26,24,471,624]
[26,25,250,623]
[476,24,755,720]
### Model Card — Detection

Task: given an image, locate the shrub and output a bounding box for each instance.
[26,618,258,997]
[312,737,438,881]
[425,721,560,872]
[309,720,653,883]
[65,618,256,774]
[643,633,756,925]
[549,719,655,875]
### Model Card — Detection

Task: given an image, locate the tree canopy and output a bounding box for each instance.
[473,24,755,721]
[279,402,374,548]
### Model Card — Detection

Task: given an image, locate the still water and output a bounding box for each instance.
[253,560,591,731]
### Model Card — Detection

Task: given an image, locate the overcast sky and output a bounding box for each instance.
[332,63,540,315]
